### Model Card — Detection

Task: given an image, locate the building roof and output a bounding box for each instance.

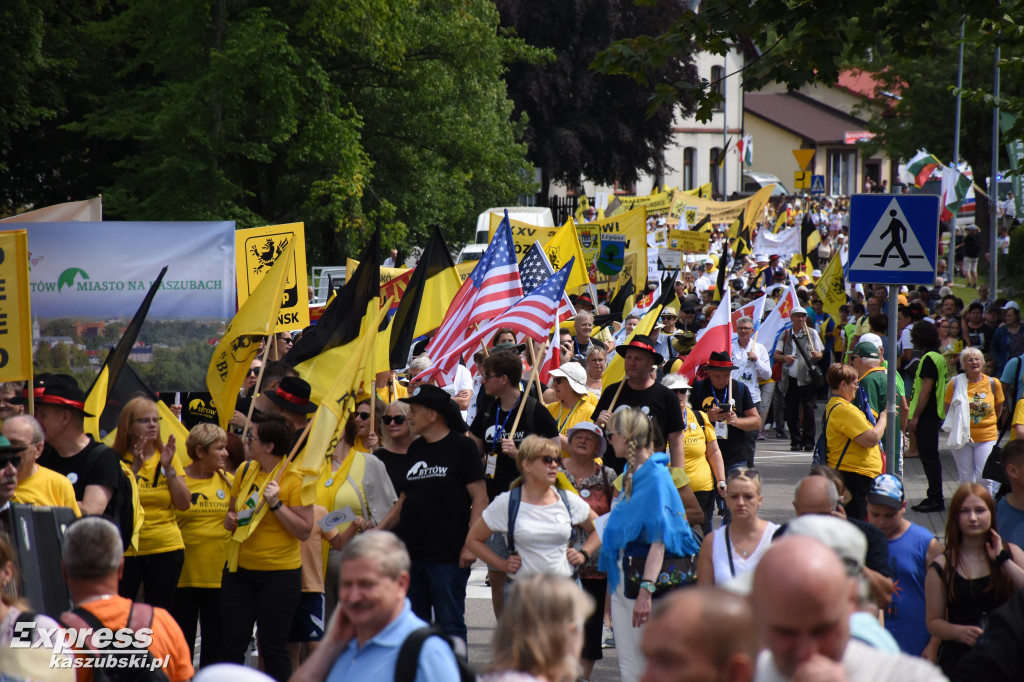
[744,92,868,145]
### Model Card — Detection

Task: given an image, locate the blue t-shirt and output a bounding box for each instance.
[997,496,1024,550]
[883,522,934,655]
[327,599,459,682]
[1000,356,1024,406]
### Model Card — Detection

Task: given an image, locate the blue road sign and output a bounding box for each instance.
[846,194,940,285]
[810,175,826,195]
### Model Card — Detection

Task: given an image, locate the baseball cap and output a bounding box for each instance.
[858,333,883,349]
[853,342,880,359]
[1005,301,1020,312]
[867,474,905,509]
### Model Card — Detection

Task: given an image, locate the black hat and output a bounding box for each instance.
[703,350,737,371]
[575,294,595,309]
[264,376,317,414]
[400,385,469,433]
[16,373,93,416]
[614,334,665,365]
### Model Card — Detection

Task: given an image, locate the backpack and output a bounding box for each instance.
[507,484,573,554]
[82,442,144,552]
[811,403,852,471]
[59,601,170,682]
[394,626,477,682]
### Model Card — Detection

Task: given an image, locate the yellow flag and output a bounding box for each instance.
[773,211,787,233]
[207,240,294,429]
[603,304,664,389]
[0,230,32,382]
[543,218,590,292]
[816,254,846,322]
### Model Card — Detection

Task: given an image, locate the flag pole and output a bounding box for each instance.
[510,342,547,435]
[526,339,545,402]
[251,418,316,516]
[601,379,627,426]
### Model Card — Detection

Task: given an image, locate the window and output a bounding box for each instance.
[711,65,725,111]
[828,150,857,196]
[683,147,695,190]
[613,178,636,195]
[710,148,721,196]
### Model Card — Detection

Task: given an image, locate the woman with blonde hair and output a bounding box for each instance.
[374,400,415,491]
[466,436,599,582]
[944,346,1004,492]
[173,422,233,668]
[483,573,594,682]
[598,407,702,681]
[584,346,607,396]
[696,468,778,585]
[113,396,190,610]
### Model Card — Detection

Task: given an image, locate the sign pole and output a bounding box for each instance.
[885,286,899,475]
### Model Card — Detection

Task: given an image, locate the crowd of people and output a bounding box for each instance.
[5,200,1024,682]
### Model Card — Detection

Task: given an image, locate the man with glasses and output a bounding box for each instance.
[3,414,80,514]
[0,382,24,423]
[0,435,25,511]
[731,316,771,444]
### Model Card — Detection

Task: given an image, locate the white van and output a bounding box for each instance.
[742,171,789,196]
[458,206,555,263]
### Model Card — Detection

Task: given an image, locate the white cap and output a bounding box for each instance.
[661,373,692,391]
[859,332,883,349]
[549,362,588,395]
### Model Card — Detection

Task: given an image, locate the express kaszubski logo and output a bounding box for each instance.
[10,619,171,672]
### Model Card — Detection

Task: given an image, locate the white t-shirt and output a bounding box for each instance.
[482,488,591,578]
[441,364,473,422]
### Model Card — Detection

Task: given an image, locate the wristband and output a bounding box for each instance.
[269,500,283,512]
[579,549,590,563]
[640,580,657,595]
[995,548,1012,566]
[164,467,177,478]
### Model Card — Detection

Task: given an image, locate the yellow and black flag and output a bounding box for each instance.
[801,212,821,262]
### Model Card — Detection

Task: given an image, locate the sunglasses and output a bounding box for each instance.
[727,467,759,481]
[0,454,21,469]
[532,455,560,466]
[674,388,689,395]
[354,411,372,421]
[247,368,261,376]
[382,415,406,425]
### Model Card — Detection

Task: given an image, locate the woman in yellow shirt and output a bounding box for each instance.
[221,413,312,682]
[172,423,233,669]
[545,363,597,455]
[114,397,190,611]
[944,346,1004,490]
[824,363,888,520]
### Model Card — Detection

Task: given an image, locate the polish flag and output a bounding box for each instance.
[678,288,732,381]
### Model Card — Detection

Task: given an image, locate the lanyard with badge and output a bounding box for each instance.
[710,384,731,439]
[485,397,520,478]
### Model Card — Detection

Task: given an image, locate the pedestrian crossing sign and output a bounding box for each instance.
[846,194,940,285]
[810,175,825,195]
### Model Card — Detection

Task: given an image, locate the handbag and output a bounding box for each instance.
[622,551,697,599]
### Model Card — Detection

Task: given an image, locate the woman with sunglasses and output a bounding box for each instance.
[546,363,597,456]
[114,397,190,611]
[662,373,725,536]
[824,363,888,520]
[598,407,701,681]
[696,468,777,585]
[466,436,599,583]
[318,396,397,617]
[374,400,415,492]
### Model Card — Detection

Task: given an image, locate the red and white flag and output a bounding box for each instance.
[537,321,561,386]
[678,288,732,381]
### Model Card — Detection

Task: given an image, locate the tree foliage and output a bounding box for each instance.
[495,0,698,196]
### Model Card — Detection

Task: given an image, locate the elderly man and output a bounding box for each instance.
[60,517,194,681]
[692,350,761,481]
[571,310,600,359]
[0,436,22,511]
[641,586,757,682]
[0,382,23,423]
[773,308,823,452]
[731,315,772,427]
[291,532,459,681]
[3,414,80,514]
[751,535,943,681]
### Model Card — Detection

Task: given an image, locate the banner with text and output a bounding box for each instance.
[236,223,310,332]
[0,230,33,381]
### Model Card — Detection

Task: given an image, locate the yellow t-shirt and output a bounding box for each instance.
[13,466,82,516]
[231,465,305,571]
[1011,398,1024,441]
[944,375,1004,443]
[680,409,716,492]
[176,472,233,588]
[376,382,408,403]
[825,397,882,478]
[125,451,186,556]
[546,396,598,454]
[316,451,373,570]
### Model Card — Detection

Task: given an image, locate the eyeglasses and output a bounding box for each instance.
[134,417,161,425]
[0,454,21,469]
[382,415,406,425]
[354,411,372,421]
[532,455,559,466]
[727,467,759,481]
[736,327,754,332]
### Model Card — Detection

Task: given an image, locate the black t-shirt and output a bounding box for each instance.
[966,323,994,352]
[38,437,122,519]
[690,378,755,466]
[593,380,685,444]
[395,431,484,562]
[964,232,982,258]
[773,517,891,579]
[374,448,408,494]
[470,395,559,501]
[918,353,941,418]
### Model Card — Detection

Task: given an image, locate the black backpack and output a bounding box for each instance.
[394,626,477,682]
[59,601,170,682]
[82,442,141,551]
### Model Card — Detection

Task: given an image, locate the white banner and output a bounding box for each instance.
[753,226,800,256]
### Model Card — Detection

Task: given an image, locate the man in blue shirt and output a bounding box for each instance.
[293,531,460,681]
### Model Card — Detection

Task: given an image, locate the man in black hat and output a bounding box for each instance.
[30,374,125,520]
[691,351,760,517]
[255,376,317,429]
[594,335,689,476]
[390,385,487,643]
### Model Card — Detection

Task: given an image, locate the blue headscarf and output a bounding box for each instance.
[598,451,700,591]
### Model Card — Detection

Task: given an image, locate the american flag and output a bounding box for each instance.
[519,242,576,320]
[436,258,574,368]
[425,211,523,378]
